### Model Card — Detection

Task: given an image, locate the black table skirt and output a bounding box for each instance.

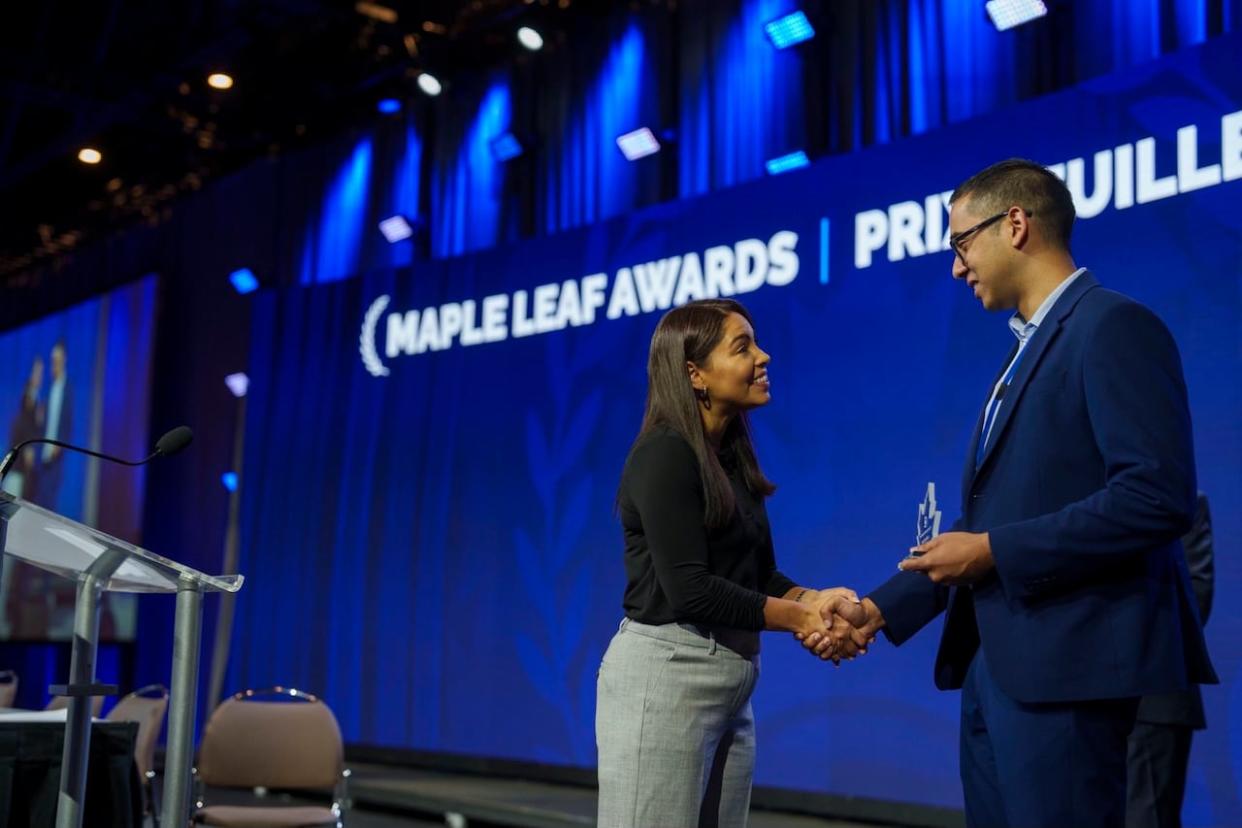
[0,721,142,828]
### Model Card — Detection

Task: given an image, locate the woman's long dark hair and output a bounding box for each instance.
[626,298,775,529]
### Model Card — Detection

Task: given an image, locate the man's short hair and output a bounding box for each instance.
[950,158,1076,250]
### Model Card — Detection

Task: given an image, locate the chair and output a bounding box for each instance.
[0,670,16,708]
[46,693,104,716]
[192,686,350,827]
[107,684,169,825]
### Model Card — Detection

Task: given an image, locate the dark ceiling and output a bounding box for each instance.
[0,0,603,279]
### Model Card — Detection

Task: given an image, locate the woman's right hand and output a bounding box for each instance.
[765,597,834,659]
[791,591,873,664]
[797,606,839,661]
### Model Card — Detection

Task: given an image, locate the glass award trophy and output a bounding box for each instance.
[911,482,941,555]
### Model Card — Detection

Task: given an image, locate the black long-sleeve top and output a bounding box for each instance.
[617,425,796,630]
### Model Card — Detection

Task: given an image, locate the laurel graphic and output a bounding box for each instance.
[360,294,391,377]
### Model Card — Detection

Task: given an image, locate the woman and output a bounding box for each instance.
[4,356,44,500]
[597,298,865,828]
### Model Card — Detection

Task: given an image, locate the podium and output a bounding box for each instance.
[0,491,243,828]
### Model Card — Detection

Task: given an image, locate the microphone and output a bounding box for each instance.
[154,426,194,457]
[0,426,194,490]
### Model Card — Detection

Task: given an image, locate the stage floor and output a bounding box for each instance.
[340,762,899,828]
[190,762,925,827]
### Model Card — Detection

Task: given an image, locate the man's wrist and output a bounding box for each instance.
[861,597,886,632]
[979,532,994,569]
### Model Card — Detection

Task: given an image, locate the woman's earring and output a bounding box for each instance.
[695,386,711,410]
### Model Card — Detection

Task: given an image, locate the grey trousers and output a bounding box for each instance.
[596,618,761,828]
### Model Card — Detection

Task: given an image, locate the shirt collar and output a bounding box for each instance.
[1008,267,1086,344]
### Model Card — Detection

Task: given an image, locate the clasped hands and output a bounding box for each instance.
[790,588,883,666]
[787,532,993,665]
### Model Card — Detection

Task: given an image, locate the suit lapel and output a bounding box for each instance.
[973,317,1063,474]
[969,271,1100,484]
[961,342,1018,502]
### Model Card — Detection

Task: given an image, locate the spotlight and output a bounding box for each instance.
[221,472,239,492]
[985,0,1048,30]
[417,73,443,96]
[207,73,234,90]
[764,11,815,49]
[377,98,402,115]
[230,267,259,294]
[489,133,524,162]
[765,150,810,175]
[379,215,415,243]
[517,26,544,51]
[616,127,660,161]
[77,148,102,165]
[224,373,250,398]
[355,1,398,23]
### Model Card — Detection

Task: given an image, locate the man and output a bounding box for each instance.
[1128,491,1214,828]
[36,339,72,508]
[844,159,1216,827]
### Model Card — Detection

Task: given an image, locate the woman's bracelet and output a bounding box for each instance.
[794,588,808,603]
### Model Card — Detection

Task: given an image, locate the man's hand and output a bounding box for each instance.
[809,595,885,663]
[899,531,994,585]
[791,588,873,664]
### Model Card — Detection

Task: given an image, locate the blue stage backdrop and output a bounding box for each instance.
[229,35,1242,819]
[0,275,157,642]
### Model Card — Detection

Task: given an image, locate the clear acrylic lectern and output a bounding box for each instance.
[0,491,243,828]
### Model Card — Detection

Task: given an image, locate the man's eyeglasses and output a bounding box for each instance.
[949,209,1030,259]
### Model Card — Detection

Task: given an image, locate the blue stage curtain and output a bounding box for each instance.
[426,0,1241,251]
[374,121,424,272]
[677,0,808,196]
[297,138,373,285]
[429,78,514,258]
[517,15,665,234]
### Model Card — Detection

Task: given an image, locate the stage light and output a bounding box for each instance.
[230,267,259,294]
[207,73,234,90]
[221,472,238,492]
[77,148,102,165]
[417,73,442,96]
[224,373,250,398]
[517,26,543,51]
[765,150,810,175]
[377,98,401,115]
[355,1,397,24]
[616,127,660,161]
[764,11,815,49]
[986,0,1048,31]
[490,133,524,162]
[379,215,415,243]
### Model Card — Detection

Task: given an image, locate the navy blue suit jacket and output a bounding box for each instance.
[870,272,1218,704]
[1136,491,1213,728]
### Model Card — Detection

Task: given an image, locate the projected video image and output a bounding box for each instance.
[0,276,157,642]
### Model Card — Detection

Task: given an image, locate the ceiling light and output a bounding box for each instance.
[616,128,660,161]
[985,0,1048,31]
[517,27,544,51]
[417,73,442,96]
[356,1,398,23]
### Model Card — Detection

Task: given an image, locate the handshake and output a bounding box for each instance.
[783,588,884,666]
